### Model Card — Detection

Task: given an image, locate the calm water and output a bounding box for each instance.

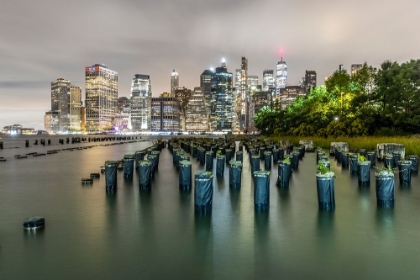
[0,136,420,279]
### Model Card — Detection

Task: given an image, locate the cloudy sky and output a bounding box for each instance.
[1,0,419,129]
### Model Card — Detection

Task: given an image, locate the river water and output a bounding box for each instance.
[0,136,419,280]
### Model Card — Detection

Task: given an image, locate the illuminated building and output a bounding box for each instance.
[247,75,259,86]
[185,87,208,132]
[200,69,213,114]
[85,64,118,132]
[304,70,317,93]
[351,64,363,76]
[51,78,70,132]
[130,74,151,131]
[80,107,86,132]
[263,70,274,91]
[114,97,130,131]
[174,87,192,130]
[210,59,235,131]
[171,69,179,96]
[44,111,60,132]
[151,97,181,132]
[280,86,306,108]
[235,57,248,131]
[69,86,82,131]
[275,57,287,97]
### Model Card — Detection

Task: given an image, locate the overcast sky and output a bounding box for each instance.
[1,0,419,129]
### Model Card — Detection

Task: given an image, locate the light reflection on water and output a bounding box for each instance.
[0,136,420,279]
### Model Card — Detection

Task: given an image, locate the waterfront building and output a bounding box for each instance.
[275,58,287,98]
[263,70,274,91]
[130,74,152,131]
[210,59,235,131]
[151,97,181,132]
[85,64,118,132]
[174,87,192,130]
[184,87,208,132]
[51,78,70,132]
[2,124,35,135]
[171,70,179,97]
[114,97,130,131]
[44,111,60,132]
[351,64,363,76]
[69,86,82,131]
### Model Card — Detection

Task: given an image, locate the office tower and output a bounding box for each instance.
[171,69,179,96]
[200,69,213,114]
[51,78,70,132]
[85,64,118,132]
[69,86,82,131]
[280,86,306,108]
[151,97,181,132]
[263,70,274,91]
[175,87,192,130]
[351,64,363,76]
[275,57,287,97]
[44,111,60,132]
[247,75,259,86]
[130,74,152,131]
[304,70,317,92]
[210,59,234,131]
[80,106,86,132]
[235,57,248,132]
[114,97,130,131]
[185,87,209,132]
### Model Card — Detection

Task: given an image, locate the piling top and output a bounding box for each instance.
[358,161,371,166]
[398,160,412,165]
[409,155,418,159]
[195,171,213,180]
[151,151,160,155]
[179,160,192,167]
[139,160,151,166]
[253,171,270,177]
[251,155,260,159]
[105,160,119,166]
[316,171,335,178]
[236,151,243,155]
[230,161,242,167]
[375,169,394,178]
[216,154,225,159]
[206,151,213,155]
[264,151,272,155]
[124,154,135,159]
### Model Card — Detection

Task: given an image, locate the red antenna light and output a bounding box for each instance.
[279,47,284,61]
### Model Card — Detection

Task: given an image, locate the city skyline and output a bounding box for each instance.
[1,0,419,129]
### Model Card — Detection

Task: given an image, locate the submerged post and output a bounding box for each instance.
[253,171,270,211]
[194,171,213,215]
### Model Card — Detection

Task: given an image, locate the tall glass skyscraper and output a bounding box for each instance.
[51,78,70,132]
[69,86,82,131]
[210,59,234,131]
[130,74,152,131]
[275,58,287,97]
[85,64,118,132]
[171,69,179,96]
[263,70,274,91]
[235,57,248,131]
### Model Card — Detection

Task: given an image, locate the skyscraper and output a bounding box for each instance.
[235,57,248,131]
[85,64,118,132]
[130,74,152,131]
[171,69,179,96]
[185,87,208,132]
[51,78,70,132]
[247,75,259,86]
[263,70,274,91]
[275,57,287,98]
[304,70,317,92]
[200,69,213,114]
[69,86,82,131]
[151,96,181,132]
[210,59,234,131]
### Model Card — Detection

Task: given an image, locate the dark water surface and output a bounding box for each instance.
[1,136,420,279]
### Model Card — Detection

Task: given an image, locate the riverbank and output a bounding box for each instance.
[268,136,420,155]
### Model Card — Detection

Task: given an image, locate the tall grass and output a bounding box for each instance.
[268,136,420,155]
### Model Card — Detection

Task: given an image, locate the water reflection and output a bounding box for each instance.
[194,214,213,279]
[229,187,240,212]
[375,208,394,233]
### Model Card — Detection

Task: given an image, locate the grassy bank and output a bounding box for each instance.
[268,136,420,155]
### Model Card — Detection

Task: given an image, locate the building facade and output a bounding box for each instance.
[235,57,248,132]
[44,111,60,132]
[171,69,179,96]
[85,64,118,132]
[69,86,82,131]
[304,70,317,93]
[210,60,235,131]
[184,87,208,132]
[151,97,181,132]
[280,86,306,108]
[130,74,151,131]
[351,64,363,76]
[200,69,213,115]
[275,58,287,98]
[51,78,70,132]
[263,70,274,91]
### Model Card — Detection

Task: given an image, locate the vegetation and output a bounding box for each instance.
[254,60,420,137]
[317,162,330,175]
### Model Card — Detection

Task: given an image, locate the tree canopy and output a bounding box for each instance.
[254,59,420,137]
